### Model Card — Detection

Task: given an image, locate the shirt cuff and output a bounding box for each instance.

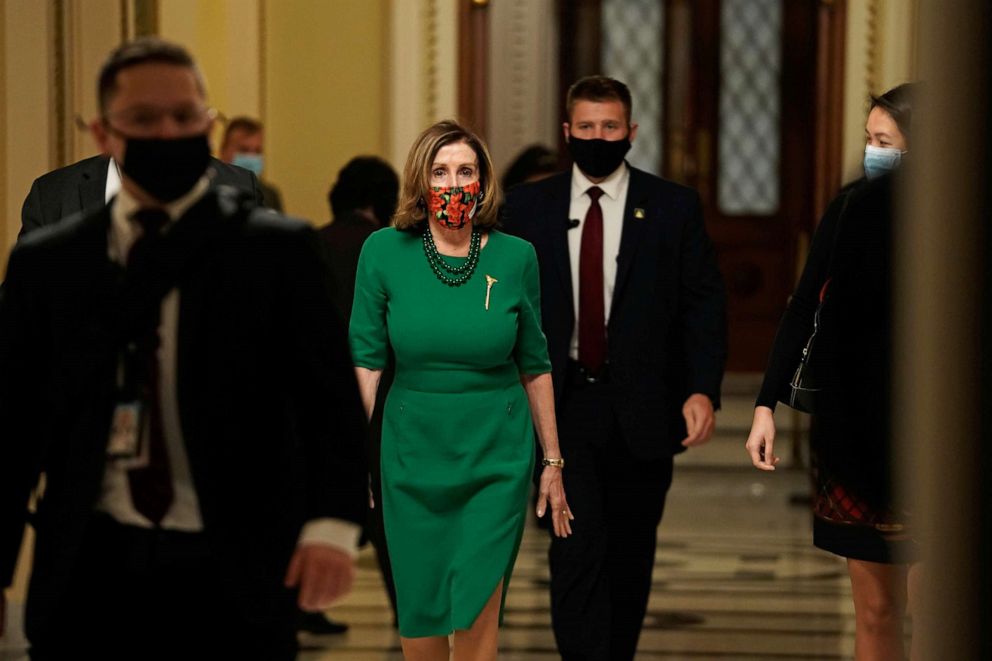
[297,518,362,559]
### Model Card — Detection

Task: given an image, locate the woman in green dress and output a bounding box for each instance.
[350,120,572,660]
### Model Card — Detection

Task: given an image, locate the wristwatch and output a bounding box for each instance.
[541,457,565,468]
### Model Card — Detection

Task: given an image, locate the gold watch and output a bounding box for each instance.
[541,457,565,468]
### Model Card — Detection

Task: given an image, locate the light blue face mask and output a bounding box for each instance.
[863,145,904,180]
[232,152,264,177]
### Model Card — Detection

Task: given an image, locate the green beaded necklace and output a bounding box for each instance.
[422,225,482,287]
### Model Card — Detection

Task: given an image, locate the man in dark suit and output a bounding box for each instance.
[317,156,401,627]
[318,156,399,320]
[502,76,727,661]
[20,149,263,238]
[0,38,367,660]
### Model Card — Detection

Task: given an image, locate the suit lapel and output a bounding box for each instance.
[611,167,650,313]
[79,156,111,215]
[549,175,575,321]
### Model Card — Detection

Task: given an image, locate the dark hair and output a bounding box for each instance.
[566,75,633,124]
[328,156,400,225]
[222,117,264,149]
[869,83,918,143]
[97,37,205,114]
[502,144,558,192]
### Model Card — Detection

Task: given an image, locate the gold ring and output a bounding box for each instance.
[561,510,567,515]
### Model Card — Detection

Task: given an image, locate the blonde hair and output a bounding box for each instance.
[393,120,501,230]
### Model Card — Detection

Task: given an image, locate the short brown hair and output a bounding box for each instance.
[98,37,206,114]
[393,120,501,230]
[222,116,264,149]
[566,75,633,124]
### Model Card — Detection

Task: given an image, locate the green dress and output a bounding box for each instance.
[349,227,551,638]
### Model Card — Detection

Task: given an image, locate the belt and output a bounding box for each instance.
[566,359,610,386]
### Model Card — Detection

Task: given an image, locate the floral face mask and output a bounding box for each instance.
[427,181,482,230]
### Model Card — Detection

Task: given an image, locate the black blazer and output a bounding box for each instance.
[316,211,380,323]
[0,188,367,638]
[19,154,264,237]
[502,166,727,458]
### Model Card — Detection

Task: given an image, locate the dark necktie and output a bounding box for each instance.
[126,208,174,525]
[578,186,606,374]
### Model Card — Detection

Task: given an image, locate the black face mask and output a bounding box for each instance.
[118,133,211,203]
[567,135,631,179]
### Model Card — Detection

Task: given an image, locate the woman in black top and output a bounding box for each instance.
[745,84,921,661]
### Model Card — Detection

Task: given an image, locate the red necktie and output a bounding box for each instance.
[126,209,174,525]
[578,186,606,374]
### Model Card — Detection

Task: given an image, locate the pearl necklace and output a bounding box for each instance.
[422,226,482,287]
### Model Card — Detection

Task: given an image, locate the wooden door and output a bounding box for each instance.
[560,0,846,371]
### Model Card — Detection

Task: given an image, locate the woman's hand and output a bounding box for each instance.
[745,406,780,471]
[536,465,573,537]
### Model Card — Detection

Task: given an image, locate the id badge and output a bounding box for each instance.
[107,401,143,459]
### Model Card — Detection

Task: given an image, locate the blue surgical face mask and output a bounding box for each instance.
[863,145,904,180]
[232,152,264,177]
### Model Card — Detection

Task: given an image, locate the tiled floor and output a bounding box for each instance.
[1,378,865,659]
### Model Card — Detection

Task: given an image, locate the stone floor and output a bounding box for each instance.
[2,376,871,659]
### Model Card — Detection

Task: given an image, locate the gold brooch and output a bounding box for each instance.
[485,275,498,310]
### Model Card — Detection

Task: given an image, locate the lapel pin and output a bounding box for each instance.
[634,208,646,219]
[485,275,498,310]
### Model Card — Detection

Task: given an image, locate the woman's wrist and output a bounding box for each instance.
[541,457,565,468]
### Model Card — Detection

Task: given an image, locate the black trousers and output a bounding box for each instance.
[549,371,674,661]
[28,514,297,661]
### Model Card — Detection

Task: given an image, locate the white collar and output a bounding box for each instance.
[570,161,628,202]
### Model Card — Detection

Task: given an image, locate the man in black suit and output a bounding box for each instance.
[0,38,367,659]
[502,76,726,661]
[20,147,263,238]
[317,156,400,627]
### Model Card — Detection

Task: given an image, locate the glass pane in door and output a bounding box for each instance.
[718,0,783,215]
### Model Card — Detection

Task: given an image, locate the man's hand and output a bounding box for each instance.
[681,393,716,447]
[283,544,355,612]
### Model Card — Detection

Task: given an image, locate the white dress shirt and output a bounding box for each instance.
[105,158,122,203]
[97,179,359,556]
[567,162,630,360]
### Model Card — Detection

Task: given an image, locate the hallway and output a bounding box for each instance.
[299,378,859,660]
[0,379,864,660]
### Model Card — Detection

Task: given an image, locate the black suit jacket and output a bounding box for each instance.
[316,211,380,323]
[0,188,367,638]
[502,166,727,458]
[19,154,264,237]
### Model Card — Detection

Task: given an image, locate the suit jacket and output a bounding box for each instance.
[316,211,381,323]
[19,154,264,237]
[502,166,727,458]
[0,187,368,638]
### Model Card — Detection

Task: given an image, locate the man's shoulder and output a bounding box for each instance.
[31,154,108,191]
[10,207,108,261]
[626,166,698,203]
[209,158,255,191]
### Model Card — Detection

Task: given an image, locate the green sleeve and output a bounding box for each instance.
[514,243,552,374]
[349,232,389,370]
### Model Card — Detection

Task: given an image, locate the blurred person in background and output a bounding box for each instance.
[501,144,559,193]
[220,116,284,211]
[318,155,401,627]
[746,83,922,661]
